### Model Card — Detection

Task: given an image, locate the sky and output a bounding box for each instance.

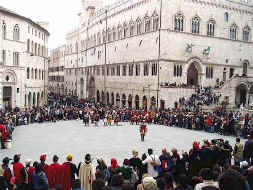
[0,0,116,50]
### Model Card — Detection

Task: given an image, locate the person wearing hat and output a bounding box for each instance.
[79,154,94,190]
[48,155,61,189]
[40,154,50,181]
[1,157,12,189]
[119,159,133,182]
[142,176,157,190]
[61,153,78,190]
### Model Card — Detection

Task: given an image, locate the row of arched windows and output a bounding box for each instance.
[96,90,157,109]
[174,13,251,41]
[2,21,20,41]
[27,39,47,56]
[27,68,44,80]
[65,11,159,54]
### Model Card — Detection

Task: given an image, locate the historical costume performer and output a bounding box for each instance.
[61,154,78,190]
[48,155,62,189]
[12,154,25,186]
[140,121,147,142]
[79,154,94,190]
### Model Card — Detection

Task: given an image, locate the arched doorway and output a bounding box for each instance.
[116,93,120,107]
[37,92,40,107]
[97,90,100,103]
[135,95,139,110]
[80,78,84,98]
[106,92,110,105]
[235,84,248,107]
[101,91,105,104]
[142,96,147,110]
[122,94,126,107]
[87,76,95,100]
[28,92,32,108]
[33,92,36,107]
[128,95,132,108]
[249,86,253,105]
[150,96,156,109]
[187,63,199,86]
[3,87,12,111]
[111,93,114,105]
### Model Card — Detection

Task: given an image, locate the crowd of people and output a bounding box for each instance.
[0,89,253,149]
[0,135,253,190]
[0,90,253,189]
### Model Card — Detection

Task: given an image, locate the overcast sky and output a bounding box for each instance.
[0,0,116,49]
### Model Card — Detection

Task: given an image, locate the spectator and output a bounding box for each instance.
[142,149,161,178]
[32,163,49,190]
[233,138,244,166]
[79,154,94,190]
[244,134,253,166]
[194,168,219,190]
[218,169,246,190]
[92,179,105,190]
[142,176,157,190]
[61,154,78,190]
[110,175,124,190]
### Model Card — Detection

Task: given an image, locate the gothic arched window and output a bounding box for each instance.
[2,21,6,39]
[230,23,237,40]
[13,24,20,41]
[137,18,142,35]
[243,25,250,41]
[145,16,151,32]
[207,19,215,36]
[174,13,184,32]
[191,16,200,34]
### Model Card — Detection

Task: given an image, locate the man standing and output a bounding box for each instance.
[79,154,94,190]
[1,157,12,189]
[12,154,25,187]
[48,155,62,189]
[40,154,50,180]
[244,133,253,166]
[142,148,161,178]
[61,154,78,190]
[140,121,147,142]
[233,138,244,166]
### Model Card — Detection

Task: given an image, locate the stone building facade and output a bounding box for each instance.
[62,0,253,109]
[0,6,49,110]
[49,45,65,95]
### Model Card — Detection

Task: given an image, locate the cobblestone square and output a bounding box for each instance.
[0,121,245,165]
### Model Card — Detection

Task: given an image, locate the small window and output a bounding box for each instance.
[224,12,229,22]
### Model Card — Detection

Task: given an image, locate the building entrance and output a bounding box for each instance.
[3,86,12,111]
[187,63,199,86]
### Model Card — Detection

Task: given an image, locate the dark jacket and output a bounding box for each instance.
[244,139,253,158]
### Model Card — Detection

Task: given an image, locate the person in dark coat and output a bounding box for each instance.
[129,150,143,185]
[244,134,253,166]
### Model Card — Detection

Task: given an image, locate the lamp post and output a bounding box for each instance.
[157,0,163,109]
[104,9,108,95]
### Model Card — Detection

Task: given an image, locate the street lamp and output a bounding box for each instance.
[157,0,163,109]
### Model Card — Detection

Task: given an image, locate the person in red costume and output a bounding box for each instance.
[12,154,25,186]
[40,154,50,180]
[140,121,147,142]
[48,155,62,189]
[0,124,8,149]
[61,153,78,190]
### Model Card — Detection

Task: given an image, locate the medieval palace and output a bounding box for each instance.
[49,0,253,109]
